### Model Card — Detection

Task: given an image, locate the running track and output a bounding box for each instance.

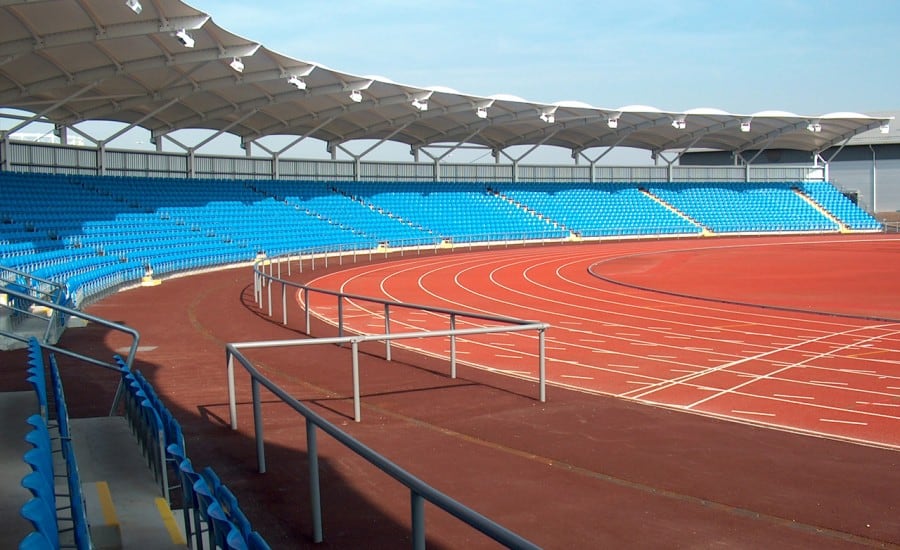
[302,235,900,449]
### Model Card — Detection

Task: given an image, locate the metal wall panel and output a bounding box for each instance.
[595,166,668,182]
[518,165,591,182]
[673,166,745,181]
[440,164,513,181]
[278,159,355,180]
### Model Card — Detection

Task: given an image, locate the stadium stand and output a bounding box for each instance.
[0,171,882,308]
[3,337,273,549]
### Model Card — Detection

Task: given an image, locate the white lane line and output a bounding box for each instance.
[696,329,721,333]
[496,354,522,359]
[810,380,849,386]
[648,326,672,331]
[558,321,582,326]
[626,381,654,385]
[490,342,516,346]
[649,355,677,359]
[685,347,714,352]
[616,332,641,337]
[819,418,868,426]
[498,370,531,375]
[579,338,606,343]
[664,335,691,340]
[561,374,594,380]
[671,369,699,374]
[870,402,900,408]
[444,350,470,355]
[545,346,568,351]
[632,342,658,347]
[732,410,776,417]
[626,324,898,404]
[839,369,878,374]
[774,394,816,400]
[610,364,640,370]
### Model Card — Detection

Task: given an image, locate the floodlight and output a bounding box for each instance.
[607,117,618,129]
[740,119,751,133]
[229,57,244,73]
[287,75,307,90]
[125,0,142,14]
[807,122,821,133]
[671,118,686,130]
[476,106,488,119]
[175,29,195,48]
[411,98,428,111]
[880,122,890,134]
[539,107,556,124]
[349,89,363,103]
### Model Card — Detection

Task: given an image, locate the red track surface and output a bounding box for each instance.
[304,235,900,449]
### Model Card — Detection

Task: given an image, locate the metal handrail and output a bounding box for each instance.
[225,341,542,550]
[252,258,549,401]
[0,284,140,415]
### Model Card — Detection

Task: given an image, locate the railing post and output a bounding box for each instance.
[539,327,546,403]
[449,314,457,379]
[306,419,323,543]
[267,277,273,317]
[287,255,292,276]
[304,287,311,334]
[252,378,266,473]
[299,252,303,273]
[337,295,344,339]
[227,351,238,430]
[384,303,391,361]
[411,492,425,550]
[339,245,343,266]
[282,283,288,325]
[277,259,281,279]
[352,340,361,422]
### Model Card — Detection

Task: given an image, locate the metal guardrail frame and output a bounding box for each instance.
[0,284,140,415]
[225,341,542,550]
[252,256,550,401]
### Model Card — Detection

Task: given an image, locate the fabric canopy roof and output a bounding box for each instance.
[0,0,892,157]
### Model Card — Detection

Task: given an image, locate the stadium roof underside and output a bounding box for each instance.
[0,0,893,161]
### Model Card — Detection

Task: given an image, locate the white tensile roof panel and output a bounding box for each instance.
[0,0,891,156]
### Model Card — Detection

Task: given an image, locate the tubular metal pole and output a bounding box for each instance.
[304,287,311,334]
[307,419,323,543]
[352,340,361,422]
[539,328,546,403]
[337,295,344,339]
[299,253,303,273]
[252,378,266,473]
[277,259,281,279]
[287,256,292,276]
[339,246,343,266]
[325,252,328,269]
[282,283,288,325]
[450,314,457,379]
[384,303,391,361]
[411,492,425,550]
[267,278,273,317]
[227,352,238,430]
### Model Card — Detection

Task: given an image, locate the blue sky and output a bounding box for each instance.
[186,0,899,116]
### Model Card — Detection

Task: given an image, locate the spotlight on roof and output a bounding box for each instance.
[287,75,307,90]
[476,106,488,119]
[607,117,618,129]
[175,29,195,48]
[807,121,822,133]
[880,122,890,134]
[411,98,428,111]
[229,57,244,73]
[740,119,751,133]
[349,89,363,103]
[671,117,686,130]
[125,0,142,14]
[539,107,556,124]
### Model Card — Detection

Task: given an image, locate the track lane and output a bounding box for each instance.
[304,237,900,448]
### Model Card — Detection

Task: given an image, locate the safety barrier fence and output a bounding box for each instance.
[0,284,140,414]
[225,339,542,550]
[252,258,549,402]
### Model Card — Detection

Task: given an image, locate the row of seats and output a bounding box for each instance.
[20,338,91,549]
[117,357,271,549]
[0,172,883,307]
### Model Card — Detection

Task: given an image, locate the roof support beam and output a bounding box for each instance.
[190,109,259,152]
[0,43,261,105]
[0,15,210,66]
[101,98,179,145]
[6,82,97,134]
